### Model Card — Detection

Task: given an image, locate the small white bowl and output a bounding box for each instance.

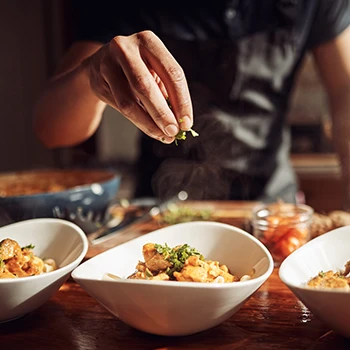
[0,218,88,323]
[279,226,350,338]
[72,221,273,336]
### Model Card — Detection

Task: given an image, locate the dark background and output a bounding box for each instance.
[0,0,340,210]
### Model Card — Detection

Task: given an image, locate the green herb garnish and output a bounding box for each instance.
[166,97,199,145]
[0,258,4,269]
[318,271,325,278]
[154,243,204,278]
[160,205,212,225]
[21,244,35,250]
[174,128,199,146]
[145,268,153,278]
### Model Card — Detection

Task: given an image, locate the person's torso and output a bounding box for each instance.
[74,0,319,201]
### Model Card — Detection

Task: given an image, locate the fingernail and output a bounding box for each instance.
[160,136,173,144]
[179,116,192,130]
[165,124,179,137]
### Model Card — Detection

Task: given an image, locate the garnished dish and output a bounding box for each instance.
[104,243,252,283]
[306,260,350,291]
[0,238,57,279]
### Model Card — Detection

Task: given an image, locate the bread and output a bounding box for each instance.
[310,210,350,238]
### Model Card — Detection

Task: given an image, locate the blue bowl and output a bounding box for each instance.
[0,169,121,231]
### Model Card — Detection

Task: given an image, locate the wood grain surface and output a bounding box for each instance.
[1,201,350,350]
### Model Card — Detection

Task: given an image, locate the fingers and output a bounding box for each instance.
[150,70,168,99]
[110,35,181,138]
[101,62,174,144]
[137,31,193,131]
[91,31,193,141]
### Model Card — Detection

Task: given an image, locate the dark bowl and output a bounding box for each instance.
[0,169,121,230]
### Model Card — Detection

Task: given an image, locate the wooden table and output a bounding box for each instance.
[1,201,350,349]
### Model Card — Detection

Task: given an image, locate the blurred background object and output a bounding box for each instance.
[0,169,121,230]
[251,202,314,266]
[0,1,341,209]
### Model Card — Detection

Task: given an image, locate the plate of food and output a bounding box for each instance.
[72,221,273,336]
[279,225,350,338]
[0,168,121,233]
[0,218,88,322]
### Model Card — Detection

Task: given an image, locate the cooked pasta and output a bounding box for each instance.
[0,238,57,279]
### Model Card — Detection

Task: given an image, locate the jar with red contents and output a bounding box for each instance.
[251,202,314,267]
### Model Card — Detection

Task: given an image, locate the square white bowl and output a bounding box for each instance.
[0,218,88,323]
[72,221,274,336]
[279,226,350,338]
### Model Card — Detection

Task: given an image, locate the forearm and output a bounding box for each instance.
[34,63,106,148]
[329,88,350,210]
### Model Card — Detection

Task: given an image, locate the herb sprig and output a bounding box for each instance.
[21,244,35,250]
[175,125,199,146]
[166,97,199,145]
[160,205,212,225]
[154,243,204,278]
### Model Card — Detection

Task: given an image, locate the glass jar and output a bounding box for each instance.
[251,202,314,267]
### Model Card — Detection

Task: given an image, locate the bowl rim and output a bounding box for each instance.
[279,225,350,294]
[72,221,274,289]
[251,202,314,228]
[0,168,121,199]
[0,218,89,284]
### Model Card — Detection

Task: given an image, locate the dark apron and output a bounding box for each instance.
[134,1,314,202]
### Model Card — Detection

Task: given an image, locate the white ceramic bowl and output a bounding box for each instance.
[72,221,274,336]
[279,226,350,338]
[0,218,88,323]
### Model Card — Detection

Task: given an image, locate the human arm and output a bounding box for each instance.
[33,31,193,148]
[312,26,350,210]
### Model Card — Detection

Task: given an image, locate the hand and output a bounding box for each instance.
[83,30,193,143]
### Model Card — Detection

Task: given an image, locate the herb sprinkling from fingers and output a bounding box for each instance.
[166,97,199,146]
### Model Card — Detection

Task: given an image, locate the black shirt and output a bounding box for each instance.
[70,0,350,201]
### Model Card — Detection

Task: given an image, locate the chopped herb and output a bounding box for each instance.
[174,128,199,146]
[154,243,172,258]
[189,129,199,138]
[160,205,212,225]
[318,271,325,278]
[154,243,204,278]
[166,97,199,145]
[21,244,35,250]
[145,268,153,278]
[0,258,4,269]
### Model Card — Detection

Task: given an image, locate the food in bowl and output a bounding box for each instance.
[0,218,88,323]
[306,260,350,291]
[0,169,116,197]
[0,169,121,231]
[252,202,313,265]
[0,238,57,279]
[279,226,350,338]
[72,221,273,336]
[104,242,252,283]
